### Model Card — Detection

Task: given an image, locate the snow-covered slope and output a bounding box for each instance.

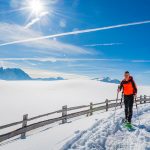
[0,79,150,150]
[62,104,150,150]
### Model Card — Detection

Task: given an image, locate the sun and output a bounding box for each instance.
[28,0,44,16]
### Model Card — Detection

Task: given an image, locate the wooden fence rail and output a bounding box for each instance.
[0,95,150,143]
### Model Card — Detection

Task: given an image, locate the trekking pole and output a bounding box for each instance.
[134,96,141,126]
[113,85,120,123]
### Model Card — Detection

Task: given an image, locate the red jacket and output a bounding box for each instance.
[120,76,137,95]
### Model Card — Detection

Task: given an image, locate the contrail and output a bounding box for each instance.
[0,20,150,47]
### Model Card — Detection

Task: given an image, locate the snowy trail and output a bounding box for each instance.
[62,104,150,150]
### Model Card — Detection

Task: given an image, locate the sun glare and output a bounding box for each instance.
[28,0,44,16]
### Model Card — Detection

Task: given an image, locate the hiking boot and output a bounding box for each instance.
[128,119,132,124]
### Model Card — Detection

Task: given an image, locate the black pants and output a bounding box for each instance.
[124,94,134,122]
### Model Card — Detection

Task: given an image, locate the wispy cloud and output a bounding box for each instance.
[143,70,150,74]
[0,57,123,62]
[0,60,20,68]
[84,43,122,47]
[0,20,150,46]
[59,19,67,28]
[0,22,89,54]
[24,68,89,79]
[131,60,150,63]
[25,11,49,29]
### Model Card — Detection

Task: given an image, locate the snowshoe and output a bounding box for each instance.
[123,122,135,131]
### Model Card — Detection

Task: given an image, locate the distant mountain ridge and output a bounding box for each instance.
[93,77,120,84]
[0,67,64,81]
[33,77,64,81]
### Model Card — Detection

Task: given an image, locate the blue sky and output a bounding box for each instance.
[0,0,150,84]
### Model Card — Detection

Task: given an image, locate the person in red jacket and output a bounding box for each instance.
[118,71,137,123]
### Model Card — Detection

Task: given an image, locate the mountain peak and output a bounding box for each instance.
[0,67,31,80]
[0,67,65,81]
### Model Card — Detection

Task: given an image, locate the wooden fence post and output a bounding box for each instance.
[140,95,142,104]
[89,102,93,116]
[106,99,108,111]
[144,95,146,103]
[21,114,28,139]
[62,105,67,124]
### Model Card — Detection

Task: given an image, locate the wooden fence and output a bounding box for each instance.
[0,95,150,143]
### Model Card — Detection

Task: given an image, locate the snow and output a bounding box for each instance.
[0,79,120,125]
[0,79,150,150]
[62,104,150,150]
